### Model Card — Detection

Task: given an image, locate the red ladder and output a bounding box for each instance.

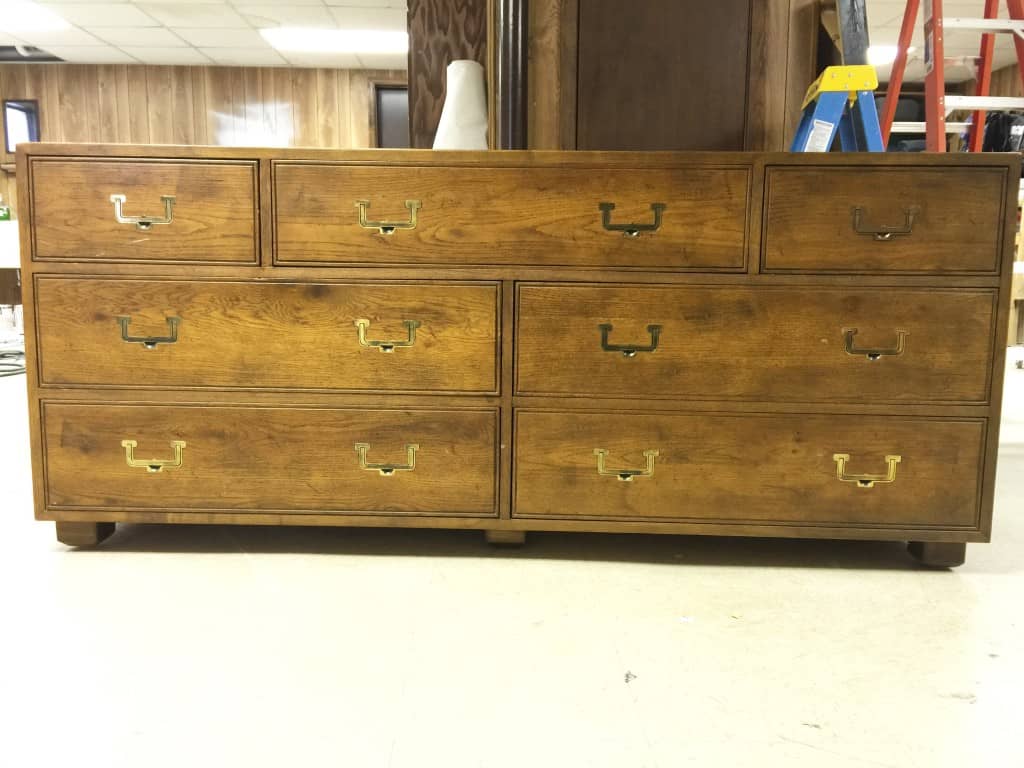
[880,0,1024,151]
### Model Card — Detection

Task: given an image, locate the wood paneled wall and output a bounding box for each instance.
[527,0,818,151]
[407,0,488,148]
[987,62,1024,97]
[0,63,406,216]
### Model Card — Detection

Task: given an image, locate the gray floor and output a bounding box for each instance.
[1,363,1022,768]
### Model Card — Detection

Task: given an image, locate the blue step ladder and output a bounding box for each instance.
[791,65,885,152]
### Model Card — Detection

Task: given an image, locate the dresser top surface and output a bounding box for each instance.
[15,142,1023,172]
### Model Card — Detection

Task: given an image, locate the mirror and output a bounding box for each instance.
[4,100,40,154]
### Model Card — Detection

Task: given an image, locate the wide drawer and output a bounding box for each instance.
[43,403,498,516]
[30,159,258,263]
[273,162,750,269]
[762,166,1006,274]
[35,277,499,393]
[515,284,996,404]
[513,410,985,529]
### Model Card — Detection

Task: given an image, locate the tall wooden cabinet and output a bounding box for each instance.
[575,0,753,150]
[529,0,819,151]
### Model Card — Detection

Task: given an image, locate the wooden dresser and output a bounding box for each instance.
[18,144,1018,567]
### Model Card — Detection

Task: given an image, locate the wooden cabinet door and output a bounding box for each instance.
[576,0,753,150]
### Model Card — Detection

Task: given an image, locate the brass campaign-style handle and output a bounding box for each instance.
[594,448,659,481]
[851,206,918,241]
[110,194,175,231]
[355,443,419,476]
[599,202,666,237]
[599,323,661,357]
[117,315,180,349]
[833,453,901,488]
[354,318,421,352]
[843,328,907,360]
[121,439,186,473]
[355,199,421,235]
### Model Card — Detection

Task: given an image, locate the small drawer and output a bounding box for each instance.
[35,277,499,394]
[30,159,258,263]
[273,161,749,270]
[515,284,996,404]
[762,166,1007,274]
[43,403,498,517]
[513,410,985,529]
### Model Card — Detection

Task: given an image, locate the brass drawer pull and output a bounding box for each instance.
[594,448,659,481]
[599,323,661,357]
[121,439,186,473]
[355,199,421,235]
[833,453,901,488]
[844,328,907,360]
[117,315,180,349]
[110,193,175,231]
[354,318,421,352]
[355,442,419,476]
[851,206,919,241]
[599,202,666,238]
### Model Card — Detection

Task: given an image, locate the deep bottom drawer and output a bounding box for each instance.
[513,410,985,529]
[43,403,498,516]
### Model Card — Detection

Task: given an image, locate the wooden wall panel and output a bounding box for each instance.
[0,62,406,216]
[407,0,488,148]
[0,62,404,157]
[987,63,1023,97]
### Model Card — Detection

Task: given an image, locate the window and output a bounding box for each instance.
[4,100,40,154]
[374,86,409,149]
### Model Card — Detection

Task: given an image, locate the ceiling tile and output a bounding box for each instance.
[172,27,265,47]
[120,45,213,64]
[40,2,160,27]
[282,51,361,68]
[236,5,337,28]
[90,26,188,46]
[138,3,247,28]
[45,44,138,63]
[9,27,106,46]
[325,1,407,7]
[328,7,406,29]
[199,47,288,66]
[356,52,407,70]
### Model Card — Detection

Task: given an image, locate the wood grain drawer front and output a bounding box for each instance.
[515,285,996,404]
[30,159,258,263]
[762,167,1006,274]
[274,162,749,269]
[35,278,499,393]
[43,403,498,516]
[513,411,985,529]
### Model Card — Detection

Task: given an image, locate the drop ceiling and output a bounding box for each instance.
[0,1,1016,80]
[869,0,1023,82]
[0,1,409,69]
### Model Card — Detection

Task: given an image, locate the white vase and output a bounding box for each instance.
[432,60,489,150]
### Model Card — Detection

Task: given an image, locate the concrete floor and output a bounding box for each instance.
[1,365,1022,768]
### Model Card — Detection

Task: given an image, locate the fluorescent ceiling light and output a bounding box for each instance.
[260,27,408,55]
[0,1,70,33]
[868,45,916,67]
